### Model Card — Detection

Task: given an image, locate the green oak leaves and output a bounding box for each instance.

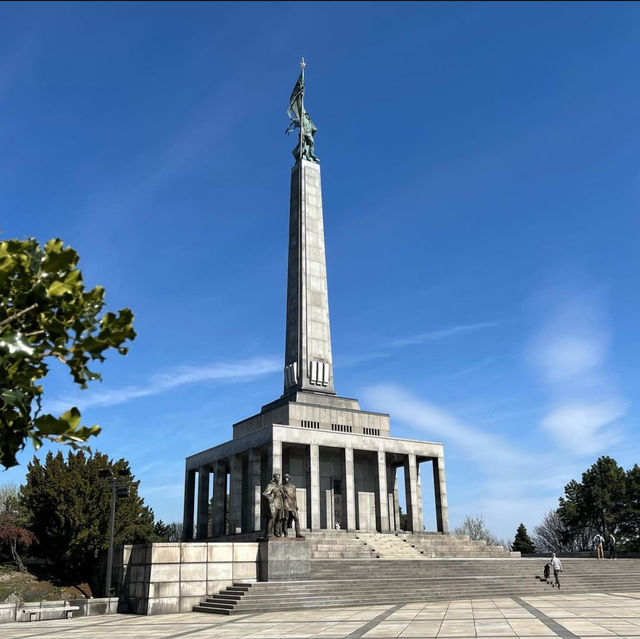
[0,238,136,468]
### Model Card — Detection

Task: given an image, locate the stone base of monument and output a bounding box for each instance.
[258,538,310,581]
[116,542,260,615]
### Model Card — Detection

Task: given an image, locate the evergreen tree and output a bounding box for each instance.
[20,450,155,590]
[546,456,640,551]
[512,523,535,553]
[154,520,183,542]
[558,456,627,539]
[621,464,640,551]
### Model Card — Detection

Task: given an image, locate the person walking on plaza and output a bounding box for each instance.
[550,553,563,589]
[609,533,617,559]
[594,533,605,560]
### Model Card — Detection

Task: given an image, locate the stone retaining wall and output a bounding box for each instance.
[119,541,259,615]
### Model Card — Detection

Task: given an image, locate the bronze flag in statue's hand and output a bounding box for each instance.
[287,70,304,125]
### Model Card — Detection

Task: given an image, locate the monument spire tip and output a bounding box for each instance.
[300,57,306,69]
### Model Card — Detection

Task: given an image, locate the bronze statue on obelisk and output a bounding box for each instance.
[286,57,319,163]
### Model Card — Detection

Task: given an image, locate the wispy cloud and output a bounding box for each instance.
[525,280,627,455]
[360,384,558,539]
[80,100,239,228]
[390,321,501,348]
[541,400,625,455]
[526,291,609,385]
[360,383,610,539]
[46,356,280,412]
[337,322,501,371]
[142,482,184,498]
[361,384,532,469]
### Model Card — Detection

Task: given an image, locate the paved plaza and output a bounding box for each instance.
[4,593,640,639]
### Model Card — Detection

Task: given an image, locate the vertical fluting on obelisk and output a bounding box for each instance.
[283,60,335,395]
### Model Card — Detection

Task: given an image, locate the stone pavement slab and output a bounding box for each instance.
[2,593,640,639]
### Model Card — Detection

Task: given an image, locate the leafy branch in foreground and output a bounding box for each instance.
[0,238,136,468]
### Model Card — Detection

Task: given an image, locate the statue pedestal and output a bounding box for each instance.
[258,538,310,582]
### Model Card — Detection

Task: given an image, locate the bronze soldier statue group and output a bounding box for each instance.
[262,473,304,539]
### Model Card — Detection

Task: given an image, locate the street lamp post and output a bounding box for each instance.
[99,468,131,597]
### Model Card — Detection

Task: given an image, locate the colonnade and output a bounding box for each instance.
[183,441,448,540]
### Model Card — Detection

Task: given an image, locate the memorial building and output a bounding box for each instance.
[182,63,449,540]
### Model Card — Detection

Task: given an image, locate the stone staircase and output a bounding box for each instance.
[355,532,425,558]
[307,531,377,559]
[307,530,517,560]
[399,532,520,559]
[194,558,640,615]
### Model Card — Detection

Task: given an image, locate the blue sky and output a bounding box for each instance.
[1,2,639,540]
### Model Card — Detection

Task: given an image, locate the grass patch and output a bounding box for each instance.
[0,563,92,603]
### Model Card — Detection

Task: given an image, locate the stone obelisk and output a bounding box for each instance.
[283,60,335,396]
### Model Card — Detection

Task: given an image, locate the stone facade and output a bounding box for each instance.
[185,409,448,537]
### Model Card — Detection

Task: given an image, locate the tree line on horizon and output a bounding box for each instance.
[457,456,640,555]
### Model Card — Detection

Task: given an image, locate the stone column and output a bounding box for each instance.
[433,455,450,533]
[247,448,262,532]
[196,466,210,540]
[387,493,395,531]
[386,466,396,531]
[404,454,420,532]
[325,489,334,530]
[269,440,282,478]
[182,468,196,541]
[309,444,320,530]
[345,447,356,531]
[212,459,227,537]
[376,451,390,532]
[416,464,424,532]
[229,454,243,535]
[393,473,400,531]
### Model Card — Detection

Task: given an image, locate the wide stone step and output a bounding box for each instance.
[310,562,640,570]
[240,576,640,594]
[208,593,243,601]
[194,558,640,615]
[310,569,640,579]
[194,602,235,611]
[310,547,373,553]
[226,593,594,613]
[311,553,373,558]
[265,583,640,595]
[309,543,365,550]
[224,586,585,613]
[245,578,640,596]
[236,581,640,597]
